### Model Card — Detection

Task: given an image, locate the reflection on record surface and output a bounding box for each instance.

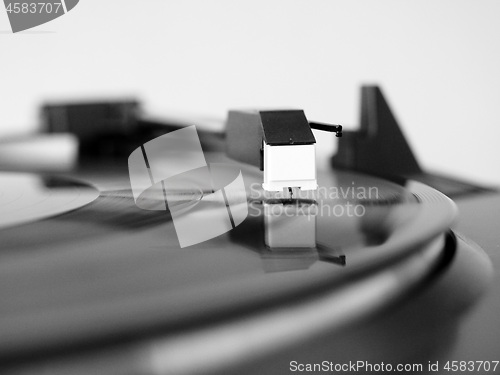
[0,172,99,230]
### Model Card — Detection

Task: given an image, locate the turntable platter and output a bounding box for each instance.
[0,166,457,357]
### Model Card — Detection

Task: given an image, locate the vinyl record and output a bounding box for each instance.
[0,172,99,230]
[0,163,457,356]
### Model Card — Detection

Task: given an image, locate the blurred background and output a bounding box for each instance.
[1,0,499,184]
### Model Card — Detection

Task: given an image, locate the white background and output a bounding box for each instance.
[1,0,499,184]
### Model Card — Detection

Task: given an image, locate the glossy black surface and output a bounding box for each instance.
[0,163,457,356]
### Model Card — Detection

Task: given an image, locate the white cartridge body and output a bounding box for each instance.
[262,142,317,191]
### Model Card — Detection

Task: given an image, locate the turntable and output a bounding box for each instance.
[0,86,498,374]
